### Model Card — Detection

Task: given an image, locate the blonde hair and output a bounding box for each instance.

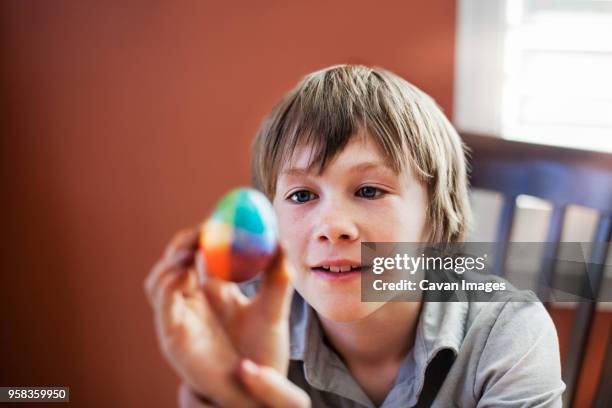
[251,64,472,243]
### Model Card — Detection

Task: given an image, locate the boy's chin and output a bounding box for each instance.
[313,299,386,323]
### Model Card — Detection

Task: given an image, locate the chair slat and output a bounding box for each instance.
[492,195,516,276]
[562,215,612,408]
[594,330,612,408]
[537,205,566,306]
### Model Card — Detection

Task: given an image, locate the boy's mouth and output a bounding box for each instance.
[312,265,366,273]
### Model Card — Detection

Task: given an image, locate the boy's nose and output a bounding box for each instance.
[313,211,359,244]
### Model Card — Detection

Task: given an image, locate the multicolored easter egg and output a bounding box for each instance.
[199,187,279,282]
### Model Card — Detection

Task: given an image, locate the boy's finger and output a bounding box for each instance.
[145,253,192,306]
[201,275,248,325]
[178,383,217,408]
[164,227,200,261]
[154,269,190,341]
[239,359,311,408]
[155,261,209,329]
[255,247,294,321]
[145,227,199,306]
[150,260,198,309]
[197,249,249,321]
[178,382,260,408]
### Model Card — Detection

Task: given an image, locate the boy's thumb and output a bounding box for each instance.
[256,247,294,321]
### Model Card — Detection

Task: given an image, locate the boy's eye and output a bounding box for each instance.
[356,186,384,199]
[289,190,317,204]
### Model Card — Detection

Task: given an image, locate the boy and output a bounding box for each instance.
[145,65,565,407]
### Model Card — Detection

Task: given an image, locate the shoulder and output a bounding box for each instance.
[453,269,551,339]
[462,291,565,406]
[464,288,552,343]
[461,287,558,367]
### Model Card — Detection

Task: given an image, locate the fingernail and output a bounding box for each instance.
[241,359,259,375]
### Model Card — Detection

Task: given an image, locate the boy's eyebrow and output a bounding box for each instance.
[281,161,397,176]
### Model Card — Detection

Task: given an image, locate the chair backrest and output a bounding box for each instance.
[462,132,612,408]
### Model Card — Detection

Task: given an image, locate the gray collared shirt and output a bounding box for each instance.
[236,281,565,408]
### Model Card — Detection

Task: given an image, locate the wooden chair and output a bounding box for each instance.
[462,133,612,408]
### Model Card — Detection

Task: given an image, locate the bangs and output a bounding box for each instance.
[277,86,361,177]
[253,65,412,198]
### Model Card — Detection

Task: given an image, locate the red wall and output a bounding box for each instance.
[0,1,457,406]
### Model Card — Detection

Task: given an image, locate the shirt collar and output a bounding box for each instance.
[384,300,467,406]
[288,291,468,407]
[289,291,376,407]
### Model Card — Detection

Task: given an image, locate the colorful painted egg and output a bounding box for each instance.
[199,187,279,282]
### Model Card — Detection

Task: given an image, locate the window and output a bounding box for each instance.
[455,0,612,153]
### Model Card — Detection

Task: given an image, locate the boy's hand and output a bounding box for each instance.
[238,359,311,408]
[144,226,295,407]
[178,360,311,408]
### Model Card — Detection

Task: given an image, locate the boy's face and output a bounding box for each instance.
[273,133,430,322]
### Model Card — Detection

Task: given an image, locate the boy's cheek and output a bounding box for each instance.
[276,207,310,238]
[276,217,309,258]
